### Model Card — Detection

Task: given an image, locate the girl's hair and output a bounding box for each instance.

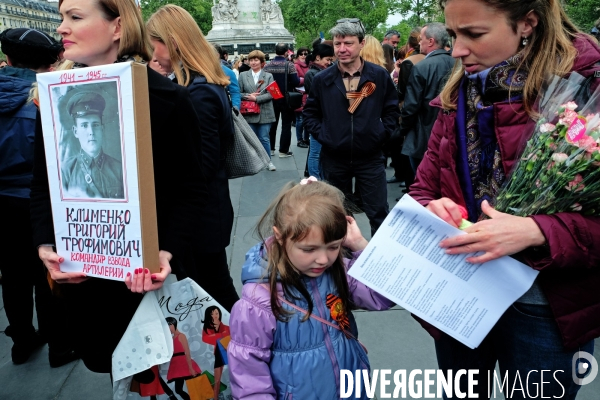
[165,317,177,329]
[58,0,151,62]
[146,4,229,87]
[233,59,241,70]
[202,306,222,333]
[257,181,350,322]
[306,43,334,64]
[360,35,385,68]
[247,49,266,64]
[438,0,580,117]
[382,43,395,73]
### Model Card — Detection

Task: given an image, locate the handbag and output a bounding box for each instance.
[226,108,271,179]
[216,336,230,365]
[240,100,260,115]
[185,373,213,400]
[200,370,228,394]
[284,62,303,110]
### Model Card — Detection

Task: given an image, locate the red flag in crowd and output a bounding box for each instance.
[266,81,284,100]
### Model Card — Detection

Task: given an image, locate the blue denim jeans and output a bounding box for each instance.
[295,112,307,142]
[308,135,322,179]
[248,122,272,159]
[435,303,595,400]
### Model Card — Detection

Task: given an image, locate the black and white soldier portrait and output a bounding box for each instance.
[54,82,125,200]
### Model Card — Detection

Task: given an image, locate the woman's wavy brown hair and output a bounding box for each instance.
[146,5,229,87]
[438,0,580,117]
[256,181,350,322]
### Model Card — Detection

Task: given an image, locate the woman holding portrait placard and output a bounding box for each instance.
[30,0,207,374]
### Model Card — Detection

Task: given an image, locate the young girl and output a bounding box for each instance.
[228,179,394,399]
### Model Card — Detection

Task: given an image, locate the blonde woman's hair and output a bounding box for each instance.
[256,181,350,322]
[59,0,152,62]
[32,0,151,101]
[146,5,229,87]
[360,35,386,68]
[438,0,580,117]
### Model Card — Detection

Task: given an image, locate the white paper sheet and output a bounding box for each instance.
[348,195,539,349]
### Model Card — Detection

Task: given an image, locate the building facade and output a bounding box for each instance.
[0,0,61,41]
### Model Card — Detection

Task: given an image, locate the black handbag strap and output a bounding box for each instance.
[284,61,289,94]
[573,65,600,111]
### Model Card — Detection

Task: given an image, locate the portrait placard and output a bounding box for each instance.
[37,62,159,281]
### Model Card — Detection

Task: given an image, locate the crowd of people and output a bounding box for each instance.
[1,0,600,399]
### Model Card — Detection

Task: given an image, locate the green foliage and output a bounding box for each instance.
[388,0,440,26]
[372,20,413,42]
[141,0,213,35]
[564,0,599,33]
[278,0,389,48]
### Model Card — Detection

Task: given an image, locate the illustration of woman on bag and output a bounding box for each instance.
[201,306,230,400]
[166,317,201,400]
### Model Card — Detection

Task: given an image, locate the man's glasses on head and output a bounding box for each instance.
[336,18,366,35]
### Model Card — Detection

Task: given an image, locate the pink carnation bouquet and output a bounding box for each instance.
[494,73,600,216]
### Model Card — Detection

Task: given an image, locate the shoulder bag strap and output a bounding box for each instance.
[259,283,368,353]
[284,62,289,94]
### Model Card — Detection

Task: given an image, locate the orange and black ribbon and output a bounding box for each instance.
[346,82,376,114]
[326,293,351,337]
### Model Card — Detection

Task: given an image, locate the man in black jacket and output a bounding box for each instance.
[303,19,399,235]
[264,43,300,157]
[400,22,454,174]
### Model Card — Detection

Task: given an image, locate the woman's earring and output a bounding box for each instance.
[522,37,529,46]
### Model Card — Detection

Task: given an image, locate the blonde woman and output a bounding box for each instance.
[30,0,207,374]
[232,58,241,79]
[147,4,240,312]
[359,34,386,68]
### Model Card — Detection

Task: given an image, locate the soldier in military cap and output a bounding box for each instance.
[61,90,125,199]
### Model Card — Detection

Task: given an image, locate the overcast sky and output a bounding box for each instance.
[386,13,404,26]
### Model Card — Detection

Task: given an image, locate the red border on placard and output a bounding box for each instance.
[47,76,129,203]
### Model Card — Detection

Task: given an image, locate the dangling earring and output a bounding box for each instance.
[522,37,529,46]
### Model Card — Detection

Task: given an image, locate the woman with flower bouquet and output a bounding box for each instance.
[408,0,600,398]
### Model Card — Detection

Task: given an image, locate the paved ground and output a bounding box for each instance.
[1,131,599,399]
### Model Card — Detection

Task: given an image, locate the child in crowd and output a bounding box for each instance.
[228,178,394,399]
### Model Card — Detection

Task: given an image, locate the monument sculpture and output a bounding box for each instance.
[206,0,294,57]
[212,0,239,22]
[260,0,283,23]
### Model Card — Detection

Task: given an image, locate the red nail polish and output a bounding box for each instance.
[126,272,131,278]
[151,274,157,280]
[145,268,150,274]
[134,269,139,274]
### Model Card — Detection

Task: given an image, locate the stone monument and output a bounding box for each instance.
[206,0,294,58]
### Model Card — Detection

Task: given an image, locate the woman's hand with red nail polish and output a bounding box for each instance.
[125,251,172,293]
[38,245,88,284]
